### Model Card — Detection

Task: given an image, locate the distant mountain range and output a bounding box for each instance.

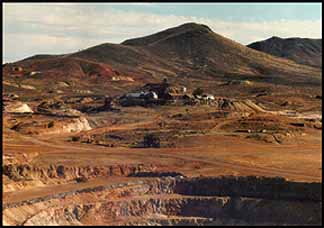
[248,37,322,68]
[3,23,321,94]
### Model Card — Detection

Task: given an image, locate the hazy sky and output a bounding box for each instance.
[3,3,322,63]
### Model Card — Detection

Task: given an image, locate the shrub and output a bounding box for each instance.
[75,176,88,183]
[47,121,54,128]
[71,136,80,142]
[193,87,204,96]
[143,133,160,148]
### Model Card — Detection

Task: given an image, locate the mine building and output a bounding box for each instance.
[202,94,215,101]
[125,91,158,100]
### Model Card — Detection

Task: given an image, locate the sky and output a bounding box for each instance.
[3,3,322,63]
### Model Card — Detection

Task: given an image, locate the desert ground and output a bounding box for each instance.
[3,88,322,225]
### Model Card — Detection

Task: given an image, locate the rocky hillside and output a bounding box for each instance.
[248,37,322,68]
[3,23,321,99]
[75,23,321,84]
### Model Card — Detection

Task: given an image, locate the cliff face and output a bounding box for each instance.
[3,176,322,226]
[2,163,157,192]
[20,196,321,226]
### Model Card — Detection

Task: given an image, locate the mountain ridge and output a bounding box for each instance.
[4,23,321,93]
[248,37,322,68]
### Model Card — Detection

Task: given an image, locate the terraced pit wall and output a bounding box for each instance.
[3,176,322,225]
[3,163,157,182]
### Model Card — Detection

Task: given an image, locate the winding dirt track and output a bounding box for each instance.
[3,177,144,205]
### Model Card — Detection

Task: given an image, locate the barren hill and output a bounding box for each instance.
[248,36,322,68]
[3,23,322,100]
[75,23,321,82]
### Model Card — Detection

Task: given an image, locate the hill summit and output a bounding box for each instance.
[3,22,321,96]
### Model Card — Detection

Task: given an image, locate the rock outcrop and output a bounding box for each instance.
[4,102,33,114]
[3,163,157,188]
[36,99,82,117]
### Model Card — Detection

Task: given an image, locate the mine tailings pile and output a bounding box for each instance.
[3,176,321,226]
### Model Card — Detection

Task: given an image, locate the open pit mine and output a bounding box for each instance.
[3,175,322,226]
